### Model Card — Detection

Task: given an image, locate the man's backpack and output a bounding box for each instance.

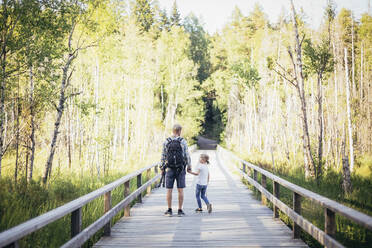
[166,137,185,169]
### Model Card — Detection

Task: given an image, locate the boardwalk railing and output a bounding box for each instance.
[0,144,197,248]
[0,163,161,248]
[217,146,372,248]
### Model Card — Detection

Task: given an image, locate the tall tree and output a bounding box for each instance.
[268,0,316,177]
[169,0,181,26]
[303,38,333,180]
[132,0,154,32]
[0,0,22,177]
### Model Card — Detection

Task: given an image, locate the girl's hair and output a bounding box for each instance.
[200,154,210,164]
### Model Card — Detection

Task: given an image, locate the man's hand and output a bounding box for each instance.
[186,166,191,173]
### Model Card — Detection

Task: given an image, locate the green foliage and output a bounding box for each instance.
[230,59,261,89]
[132,0,154,32]
[303,38,334,78]
[184,14,211,82]
[169,0,181,27]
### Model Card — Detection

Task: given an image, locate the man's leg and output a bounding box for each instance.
[167,189,173,209]
[177,188,184,209]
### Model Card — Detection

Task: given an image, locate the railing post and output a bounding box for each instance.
[325,208,336,237]
[253,169,257,181]
[293,192,301,239]
[71,207,82,238]
[137,173,142,203]
[146,168,152,195]
[124,180,130,217]
[155,165,158,174]
[273,181,280,218]
[104,191,112,236]
[7,241,19,248]
[261,174,267,205]
[243,163,246,173]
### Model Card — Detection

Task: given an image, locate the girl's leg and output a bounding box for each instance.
[200,185,210,205]
[195,184,202,208]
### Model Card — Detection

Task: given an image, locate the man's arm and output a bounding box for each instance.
[160,140,167,170]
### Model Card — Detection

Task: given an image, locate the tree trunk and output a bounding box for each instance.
[351,15,356,96]
[43,53,75,184]
[67,100,72,169]
[14,75,20,182]
[28,65,36,182]
[360,43,363,100]
[317,73,324,180]
[344,48,354,172]
[290,0,316,178]
[332,41,339,169]
[0,43,6,177]
[341,130,352,194]
[94,61,100,178]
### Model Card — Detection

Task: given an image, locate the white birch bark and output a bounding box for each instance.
[344,48,354,172]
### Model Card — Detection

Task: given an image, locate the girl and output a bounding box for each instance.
[189,154,212,213]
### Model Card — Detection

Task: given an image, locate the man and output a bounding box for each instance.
[161,124,191,216]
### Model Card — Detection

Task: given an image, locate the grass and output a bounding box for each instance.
[0,152,159,247]
[226,150,372,248]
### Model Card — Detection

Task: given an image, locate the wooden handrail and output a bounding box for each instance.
[0,162,160,248]
[217,145,372,248]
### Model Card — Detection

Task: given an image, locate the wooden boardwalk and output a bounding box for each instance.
[94,150,307,247]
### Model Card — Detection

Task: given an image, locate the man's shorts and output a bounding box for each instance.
[165,168,186,189]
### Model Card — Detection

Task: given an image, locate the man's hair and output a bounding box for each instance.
[172,124,182,134]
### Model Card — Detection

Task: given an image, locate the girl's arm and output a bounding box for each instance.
[208,172,210,183]
[189,169,200,176]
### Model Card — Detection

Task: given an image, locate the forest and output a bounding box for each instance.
[0,0,371,247]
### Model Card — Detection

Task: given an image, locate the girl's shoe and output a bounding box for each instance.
[207,204,212,213]
[195,208,203,212]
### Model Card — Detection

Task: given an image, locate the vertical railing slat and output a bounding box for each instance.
[325,208,336,237]
[137,173,142,203]
[71,207,82,238]
[293,192,301,239]
[261,174,267,205]
[273,181,280,218]
[146,168,152,195]
[103,191,112,236]
[124,180,130,217]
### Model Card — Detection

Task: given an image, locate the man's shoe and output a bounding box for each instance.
[164,208,172,216]
[178,209,185,216]
[207,204,212,213]
[195,208,203,212]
